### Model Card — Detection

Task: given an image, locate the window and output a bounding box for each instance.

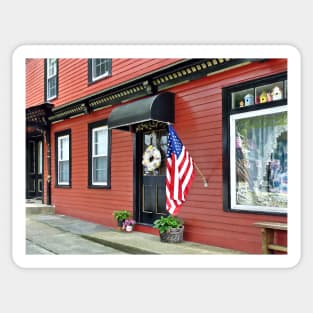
[55,130,71,186]
[223,73,287,214]
[88,59,112,83]
[46,58,58,100]
[88,120,111,188]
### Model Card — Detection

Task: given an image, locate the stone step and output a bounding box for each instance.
[26,203,55,215]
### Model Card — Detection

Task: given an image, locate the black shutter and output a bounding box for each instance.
[44,59,47,101]
[107,59,112,77]
[88,59,93,84]
[55,59,59,98]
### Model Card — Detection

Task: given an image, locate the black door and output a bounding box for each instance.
[26,138,43,199]
[137,128,168,225]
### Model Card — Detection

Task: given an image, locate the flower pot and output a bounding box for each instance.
[117,220,124,227]
[160,226,184,243]
[125,225,133,232]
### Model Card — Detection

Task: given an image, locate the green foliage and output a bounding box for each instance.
[112,210,132,222]
[153,215,184,234]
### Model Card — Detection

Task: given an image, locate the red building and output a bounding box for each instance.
[26,57,288,253]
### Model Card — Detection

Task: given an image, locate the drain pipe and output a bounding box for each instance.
[45,127,52,205]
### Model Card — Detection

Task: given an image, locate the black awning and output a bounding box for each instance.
[108,92,175,130]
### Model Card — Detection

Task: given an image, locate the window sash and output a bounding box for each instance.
[92,126,108,185]
[230,106,288,213]
[47,59,57,78]
[58,160,69,184]
[37,140,42,174]
[92,156,108,185]
[92,59,110,81]
[47,58,57,99]
[57,135,69,185]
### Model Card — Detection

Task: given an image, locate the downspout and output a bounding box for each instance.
[45,127,52,205]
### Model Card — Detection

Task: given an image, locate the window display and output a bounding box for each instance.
[231,109,287,211]
[231,79,286,109]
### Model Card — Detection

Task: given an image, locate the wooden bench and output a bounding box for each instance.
[254,222,288,254]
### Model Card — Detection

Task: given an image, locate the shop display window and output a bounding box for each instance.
[223,72,288,214]
[231,79,287,109]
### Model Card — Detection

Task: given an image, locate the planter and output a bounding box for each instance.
[125,225,134,232]
[160,226,184,243]
[117,220,124,227]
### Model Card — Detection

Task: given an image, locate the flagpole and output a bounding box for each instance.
[193,161,208,188]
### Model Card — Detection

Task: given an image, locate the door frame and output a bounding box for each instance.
[133,123,169,225]
[26,134,44,201]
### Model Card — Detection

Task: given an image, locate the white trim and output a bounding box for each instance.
[37,140,42,174]
[230,106,288,214]
[57,134,70,185]
[91,125,108,185]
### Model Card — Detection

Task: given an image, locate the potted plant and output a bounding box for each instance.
[153,215,184,243]
[122,219,136,232]
[112,210,132,228]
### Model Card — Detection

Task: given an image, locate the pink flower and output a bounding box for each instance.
[122,219,136,229]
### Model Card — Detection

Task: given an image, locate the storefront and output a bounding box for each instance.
[25,58,288,253]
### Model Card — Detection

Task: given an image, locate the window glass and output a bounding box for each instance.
[93,157,107,182]
[93,128,107,155]
[38,141,42,174]
[47,58,57,99]
[92,59,110,81]
[92,126,108,184]
[57,134,70,185]
[232,109,287,211]
[59,160,69,184]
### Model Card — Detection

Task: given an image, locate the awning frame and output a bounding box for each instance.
[107,92,175,131]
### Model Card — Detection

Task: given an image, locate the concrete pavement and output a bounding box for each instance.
[26,213,245,255]
[26,216,127,254]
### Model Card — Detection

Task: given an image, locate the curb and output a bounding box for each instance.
[81,234,158,255]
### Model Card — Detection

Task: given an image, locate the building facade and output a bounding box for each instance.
[26,58,288,253]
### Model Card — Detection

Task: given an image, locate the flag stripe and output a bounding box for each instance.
[166,125,195,215]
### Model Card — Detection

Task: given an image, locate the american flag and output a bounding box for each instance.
[166,125,195,215]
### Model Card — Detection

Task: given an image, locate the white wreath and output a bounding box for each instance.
[142,145,162,172]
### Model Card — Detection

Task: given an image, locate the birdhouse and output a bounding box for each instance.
[244,94,254,106]
[271,86,283,100]
[259,91,267,103]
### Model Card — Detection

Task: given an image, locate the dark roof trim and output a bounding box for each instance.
[108,92,174,130]
[26,102,54,128]
[46,58,255,123]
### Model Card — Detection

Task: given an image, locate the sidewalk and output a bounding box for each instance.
[26,213,245,255]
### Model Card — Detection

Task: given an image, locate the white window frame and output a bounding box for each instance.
[92,59,110,82]
[47,58,57,100]
[57,134,70,185]
[37,140,43,174]
[92,126,108,186]
[230,106,288,214]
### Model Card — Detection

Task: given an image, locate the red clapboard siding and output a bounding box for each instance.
[163,59,288,253]
[26,59,45,107]
[44,59,287,253]
[50,108,134,228]
[51,58,182,107]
